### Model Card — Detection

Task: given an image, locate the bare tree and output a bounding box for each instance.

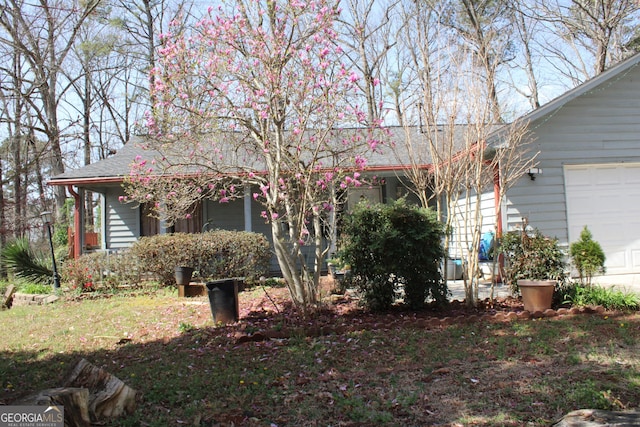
[111,0,196,124]
[337,0,399,125]
[0,40,30,237]
[0,0,101,214]
[440,0,516,123]
[392,0,537,306]
[532,0,640,83]
[509,2,542,111]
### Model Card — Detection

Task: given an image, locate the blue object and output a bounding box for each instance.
[478,232,495,261]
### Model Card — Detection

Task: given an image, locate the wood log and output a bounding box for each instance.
[2,284,16,309]
[16,387,91,427]
[62,358,139,421]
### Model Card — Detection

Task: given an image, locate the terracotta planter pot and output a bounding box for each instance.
[518,280,556,312]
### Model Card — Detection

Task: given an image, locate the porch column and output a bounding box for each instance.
[67,185,84,259]
[244,189,252,232]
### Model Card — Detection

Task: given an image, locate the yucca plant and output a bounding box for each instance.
[1,238,53,284]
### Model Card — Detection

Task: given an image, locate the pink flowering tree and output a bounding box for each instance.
[124,0,384,309]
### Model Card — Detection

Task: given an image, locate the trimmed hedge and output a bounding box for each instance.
[129,230,271,285]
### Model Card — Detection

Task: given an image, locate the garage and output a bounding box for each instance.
[564,163,640,276]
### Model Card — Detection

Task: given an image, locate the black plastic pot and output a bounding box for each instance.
[206,279,239,324]
[175,266,194,285]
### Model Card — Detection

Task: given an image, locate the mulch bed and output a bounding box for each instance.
[231,279,605,345]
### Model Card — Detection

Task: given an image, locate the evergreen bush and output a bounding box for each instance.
[339,199,447,311]
[500,228,567,294]
[569,226,606,286]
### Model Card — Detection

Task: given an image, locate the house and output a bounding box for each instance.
[484,52,640,285]
[49,51,640,284]
[47,127,454,267]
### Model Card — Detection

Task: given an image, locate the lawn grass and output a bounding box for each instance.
[1,287,639,426]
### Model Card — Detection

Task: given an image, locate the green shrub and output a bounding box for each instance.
[500,228,567,294]
[130,230,271,285]
[339,199,446,311]
[570,226,606,286]
[561,282,639,311]
[60,251,142,291]
[18,283,53,295]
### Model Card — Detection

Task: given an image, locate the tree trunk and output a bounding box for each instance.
[0,158,5,278]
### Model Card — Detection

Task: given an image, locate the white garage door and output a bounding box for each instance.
[564,163,640,276]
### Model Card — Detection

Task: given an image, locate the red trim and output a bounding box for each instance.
[67,185,82,259]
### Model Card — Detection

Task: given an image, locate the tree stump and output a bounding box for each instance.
[2,284,16,309]
[16,387,91,427]
[553,409,640,426]
[62,358,139,421]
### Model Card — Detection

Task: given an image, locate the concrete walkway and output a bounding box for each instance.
[447,280,512,302]
[446,279,640,303]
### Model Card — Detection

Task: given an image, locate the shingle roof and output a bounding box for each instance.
[47,125,497,186]
[48,142,151,185]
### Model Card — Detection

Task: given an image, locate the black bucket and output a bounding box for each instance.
[206,279,239,324]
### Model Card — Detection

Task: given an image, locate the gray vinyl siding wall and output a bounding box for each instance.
[105,188,140,250]
[204,198,245,231]
[503,64,640,246]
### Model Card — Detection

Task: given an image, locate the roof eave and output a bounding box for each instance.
[522,52,640,124]
[47,176,125,186]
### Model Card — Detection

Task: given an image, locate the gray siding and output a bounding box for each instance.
[204,198,245,231]
[504,65,640,246]
[105,188,140,250]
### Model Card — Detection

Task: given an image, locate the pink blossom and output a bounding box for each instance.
[219,197,229,203]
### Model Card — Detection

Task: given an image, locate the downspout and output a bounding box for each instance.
[493,163,502,237]
[67,185,82,259]
[492,162,504,286]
